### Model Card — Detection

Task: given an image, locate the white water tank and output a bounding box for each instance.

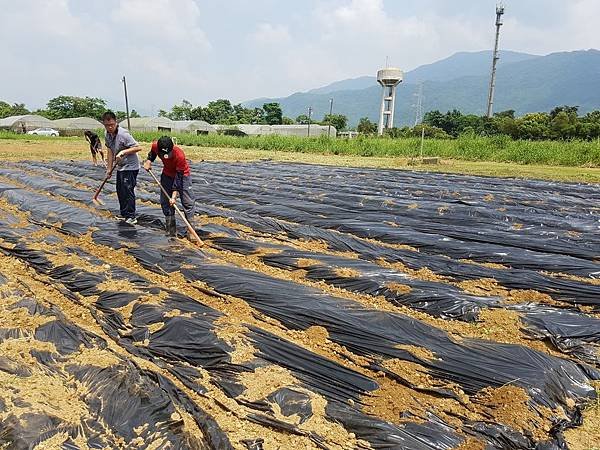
[377,68,403,135]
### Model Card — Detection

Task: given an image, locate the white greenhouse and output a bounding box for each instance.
[0,115,55,132]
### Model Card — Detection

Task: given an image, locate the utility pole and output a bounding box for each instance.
[307,106,313,137]
[122,75,131,130]
[327,98,334,137]
[486,4,505,118]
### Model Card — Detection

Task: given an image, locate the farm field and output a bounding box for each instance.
[3,137,600,183]
[0,153,599,448]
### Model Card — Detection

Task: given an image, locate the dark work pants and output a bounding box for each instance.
[160,173,195,222]
[116,170,138,219]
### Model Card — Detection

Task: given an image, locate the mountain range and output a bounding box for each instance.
[244,49,600,127]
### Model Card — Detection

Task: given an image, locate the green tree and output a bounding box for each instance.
[582,110,600,123]
[0,101,10,118]
[113,110,141,121]
[202,99,235,124]
[424,109,465,136]
[115,111,127,121]
[45,96,107,120]
[295,114,310,125]
[0,101,29,118]
[442,110,464,136]
[494,116,519,137]
[357,117,377,134]
[383,127,407,138]
[407,124,450,139]
[513,112,551,140]
[550,111,576,139]
[458,114,484,135]
[170,100,194,120]
[423,110,444,129]
[322,114,347,132]
[234,104,264,124]
[494,110,516,119]
[262,102,283,125]
[189,106,205,121]
[550,105,579,121]
[576,121,600,140]
[159,100,193,120]
[282,116,295,125]
[251,107,265,124]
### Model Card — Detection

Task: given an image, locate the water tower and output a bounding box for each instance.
[377,67,404,135]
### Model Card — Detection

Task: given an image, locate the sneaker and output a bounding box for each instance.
[125,217,137,225]
[115,215,125,221]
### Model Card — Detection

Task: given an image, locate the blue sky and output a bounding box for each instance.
[2,0,598,114]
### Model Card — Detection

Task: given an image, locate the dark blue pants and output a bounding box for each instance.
[116,170,138,219]
[160,173,195,222]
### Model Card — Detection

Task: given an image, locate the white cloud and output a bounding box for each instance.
[251,23,291,45]
[111,0,211,50]
[0,0,598,110]
[313,0,488,75]
[333,0,386,25]
[494,0,600,56]
[0,0,212,110]
[0,0,105,45]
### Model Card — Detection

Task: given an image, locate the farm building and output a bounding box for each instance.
[0,115,55,132]
[226,124,273,136]
[338,131,359,139]
[119,117,175,132]
[52,117,103,135]
[215,124,336,137]
[272,124,336,137]
[214,124,269,136]
[172,120,216,135]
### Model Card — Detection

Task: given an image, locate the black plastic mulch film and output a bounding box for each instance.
[0,160,597,450]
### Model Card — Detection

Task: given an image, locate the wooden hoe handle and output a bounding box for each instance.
[146,168,203,246]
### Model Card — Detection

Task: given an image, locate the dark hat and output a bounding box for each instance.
[157,136,174,155]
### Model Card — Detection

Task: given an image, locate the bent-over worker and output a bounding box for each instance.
[84,130,106,166]
[143,136,196,236]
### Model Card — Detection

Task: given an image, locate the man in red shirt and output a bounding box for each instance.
[143,136,195,236]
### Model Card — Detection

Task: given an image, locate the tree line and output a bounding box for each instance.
[158,99,348,131]
[385,106,600,141]
[2,96,599,141]
[0,96,139,123]
[0,96,348,131]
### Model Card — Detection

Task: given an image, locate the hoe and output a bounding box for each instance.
[146,168,204,247]
[92,164,116,206]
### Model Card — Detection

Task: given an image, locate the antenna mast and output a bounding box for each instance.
[414,83,424,127]
[486,3,505,118]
